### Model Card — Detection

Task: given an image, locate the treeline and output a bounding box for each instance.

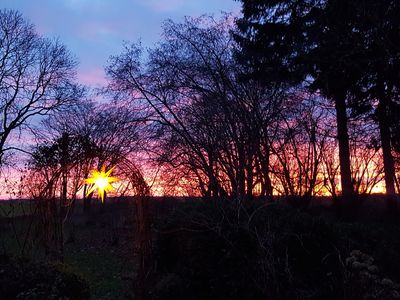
[105,5,400,206]
[234,0,400,210]
[0,2,399,210]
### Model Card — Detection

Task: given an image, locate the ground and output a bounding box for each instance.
[1,196,400,299]
[0,199,138,299]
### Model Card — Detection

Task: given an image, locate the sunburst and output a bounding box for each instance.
[84,166,119,202]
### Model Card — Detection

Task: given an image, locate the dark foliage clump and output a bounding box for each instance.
[149,200,400,299]
[149,201,341,299]
[0,255,90,300]
[332,220,400,285]
[345,250,400,299]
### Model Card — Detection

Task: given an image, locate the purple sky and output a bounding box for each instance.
[2,0,241,87]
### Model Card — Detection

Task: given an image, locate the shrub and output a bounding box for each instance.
[0,255,90,299]
[150,201,344,299]
[149,200,400,299]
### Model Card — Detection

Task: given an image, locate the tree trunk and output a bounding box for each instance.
[83,191,93,214]
[261,150,273,199]
[237,146,246,201]
[377,100,397,216]
[335,94,354,216]
[134,195,151,300]
[246,159,254,200]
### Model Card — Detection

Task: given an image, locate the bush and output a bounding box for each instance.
[149,200,400,299]
[150,201,342,299]
[0,255,90,299]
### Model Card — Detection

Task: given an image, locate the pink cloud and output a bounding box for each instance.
[77,67,107,86]
[77,21,117,40]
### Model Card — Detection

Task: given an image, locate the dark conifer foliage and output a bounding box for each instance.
[235,0,400,208]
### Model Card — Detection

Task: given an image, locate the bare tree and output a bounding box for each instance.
[37,99,144,209]
[348,117,384,195]
[268,93,334,203]
[20,99,144,260]
[106,15,283,201]
[0,9,81,166]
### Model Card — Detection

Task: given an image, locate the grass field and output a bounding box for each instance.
[0,199,138,299]
[0,200,35,218]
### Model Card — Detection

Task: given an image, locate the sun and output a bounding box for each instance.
[84,166,119,202]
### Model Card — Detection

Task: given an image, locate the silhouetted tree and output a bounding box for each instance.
[269,93,334,201]
[349,0,400,211]
[236,0,400,215]
[38,100,143,210]
[348,116,384,195]
[235,0,366,205]
[0,9,81,166]
[29,132,90,261]
[106,15,283,201]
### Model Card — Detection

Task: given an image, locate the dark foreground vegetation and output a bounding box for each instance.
[0,199,138,299]
[0,255,90,299]
[2,197,400,299]
[150,198,400,300]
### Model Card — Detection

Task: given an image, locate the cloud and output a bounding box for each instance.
[141,0,185,13]
[77,21,116,40]
[62,0,107,12]
[77,67,107,86]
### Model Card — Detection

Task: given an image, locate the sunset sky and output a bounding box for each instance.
[2,0,241,87]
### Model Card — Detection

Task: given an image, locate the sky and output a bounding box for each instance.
[2,0,241,87]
